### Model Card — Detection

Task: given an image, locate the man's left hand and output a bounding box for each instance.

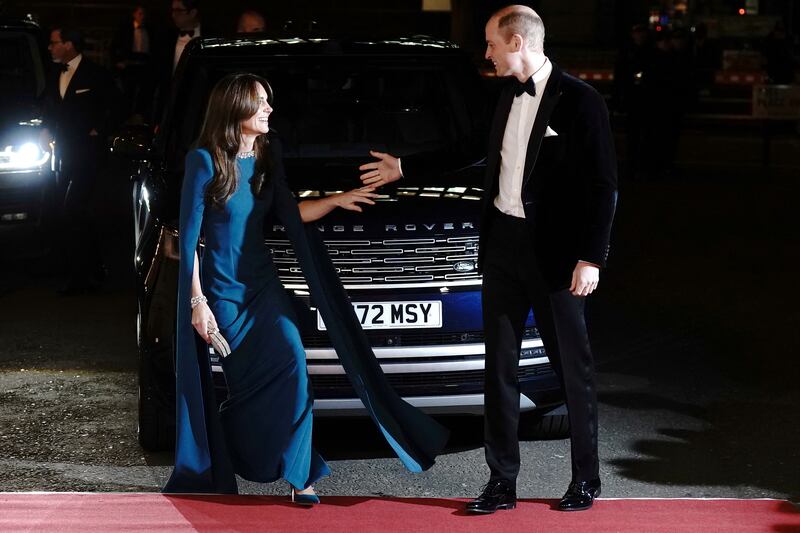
[570,261,600,297]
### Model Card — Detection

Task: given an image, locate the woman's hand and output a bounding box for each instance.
[298,187,379,222]
[332,186,378,213]
[191,301,218,344]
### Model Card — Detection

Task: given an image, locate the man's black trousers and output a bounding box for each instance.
[481,207,599,484]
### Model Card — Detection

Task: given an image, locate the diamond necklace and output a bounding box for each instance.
[236,150,256,159]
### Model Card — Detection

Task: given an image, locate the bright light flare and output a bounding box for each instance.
[0,142,51,171]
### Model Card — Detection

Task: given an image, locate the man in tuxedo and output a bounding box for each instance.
[360,5,617,512]
[151,0,205,125]
[169,0,202,73]
[42,27,119,293]
[111,5,155,118]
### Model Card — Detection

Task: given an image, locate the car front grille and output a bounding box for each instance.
[311,363,554,398]
[266,236,480,285]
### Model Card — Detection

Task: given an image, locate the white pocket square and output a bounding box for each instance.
[75,88,91,94]
[544,126,558,137]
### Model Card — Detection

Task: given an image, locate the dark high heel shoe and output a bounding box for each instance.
[290,487,320,506]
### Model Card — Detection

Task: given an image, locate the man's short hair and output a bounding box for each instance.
[496,8,545,52]
[178,0,201,13]
[56,27,85,53]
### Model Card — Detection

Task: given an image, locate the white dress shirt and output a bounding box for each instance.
[59,54,83,99]
[494,58,552,218]
[132,22,150,54]
[173,25,200,71]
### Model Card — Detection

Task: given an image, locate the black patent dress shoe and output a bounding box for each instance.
[465,479,516,514]
[558,478,601,511]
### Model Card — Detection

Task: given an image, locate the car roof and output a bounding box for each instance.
[192,35,463,59]
[0,16,41,32]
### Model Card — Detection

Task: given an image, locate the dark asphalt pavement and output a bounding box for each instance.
[0,129,798,499]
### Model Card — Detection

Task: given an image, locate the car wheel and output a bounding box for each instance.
[518,411,570,440]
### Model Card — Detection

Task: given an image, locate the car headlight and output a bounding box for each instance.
[0,142,51,171]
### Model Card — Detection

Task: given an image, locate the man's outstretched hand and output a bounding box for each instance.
[359,150,402,187]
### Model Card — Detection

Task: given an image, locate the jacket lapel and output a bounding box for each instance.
[522,63,562,188]
[483,84,515,193]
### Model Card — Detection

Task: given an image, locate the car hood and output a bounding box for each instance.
[274,165,486,240]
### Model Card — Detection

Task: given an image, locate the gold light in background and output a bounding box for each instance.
[422,0,451,12]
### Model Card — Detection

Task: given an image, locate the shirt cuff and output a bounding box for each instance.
[578,260,601,268]
[397,158,404,178]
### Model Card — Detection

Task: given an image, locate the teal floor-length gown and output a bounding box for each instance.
[163,138,449,494]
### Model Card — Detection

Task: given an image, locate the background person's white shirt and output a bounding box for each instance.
[173,25,200,71]
[133,22,150,54]
[59,54,83,99]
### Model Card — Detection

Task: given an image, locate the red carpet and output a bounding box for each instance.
[1,493,798,532]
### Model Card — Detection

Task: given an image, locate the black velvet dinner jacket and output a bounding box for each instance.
[478,63,618,290]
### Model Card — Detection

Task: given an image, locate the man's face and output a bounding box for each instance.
[484,18,519,77]
[48,30,69,63]
[237,13,265,33]
[133,7,146,25]
[171,0,196,29]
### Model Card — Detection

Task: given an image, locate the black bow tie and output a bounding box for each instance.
[514,77,536,98]
[57,63,69,73]
[178,29,195,38]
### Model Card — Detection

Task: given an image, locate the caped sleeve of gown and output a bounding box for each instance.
[269,138,450,472]
[163,148,238,494]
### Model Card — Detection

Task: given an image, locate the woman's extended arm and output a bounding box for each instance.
[178,149,218,345]
[297,187,378,223]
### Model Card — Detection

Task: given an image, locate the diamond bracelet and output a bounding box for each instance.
[190,295,208,309]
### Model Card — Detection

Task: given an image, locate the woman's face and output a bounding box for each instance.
[240,83,272,136]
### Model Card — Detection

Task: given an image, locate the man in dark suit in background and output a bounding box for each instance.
[111,5,155,119]
[151,0,205,125]
[360,5,617,512]
[42,27,119,293]
[168,0,202,74]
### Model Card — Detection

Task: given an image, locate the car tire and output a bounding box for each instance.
[518,412,570,440]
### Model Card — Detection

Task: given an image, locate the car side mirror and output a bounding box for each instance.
[111,124,153,161]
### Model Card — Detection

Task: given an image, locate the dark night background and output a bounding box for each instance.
[0,0,798,500]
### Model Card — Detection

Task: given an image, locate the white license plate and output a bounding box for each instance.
[317,301,442,330]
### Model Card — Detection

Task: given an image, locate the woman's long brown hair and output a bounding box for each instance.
[197,73,273,208]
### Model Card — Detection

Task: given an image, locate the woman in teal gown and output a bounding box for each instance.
[163,73,449,497]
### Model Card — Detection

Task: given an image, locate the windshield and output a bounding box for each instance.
[0,31,45,105]
[162,54,487,183]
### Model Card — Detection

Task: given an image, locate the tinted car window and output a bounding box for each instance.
[0,31,45,104]
[161,55,486,183]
